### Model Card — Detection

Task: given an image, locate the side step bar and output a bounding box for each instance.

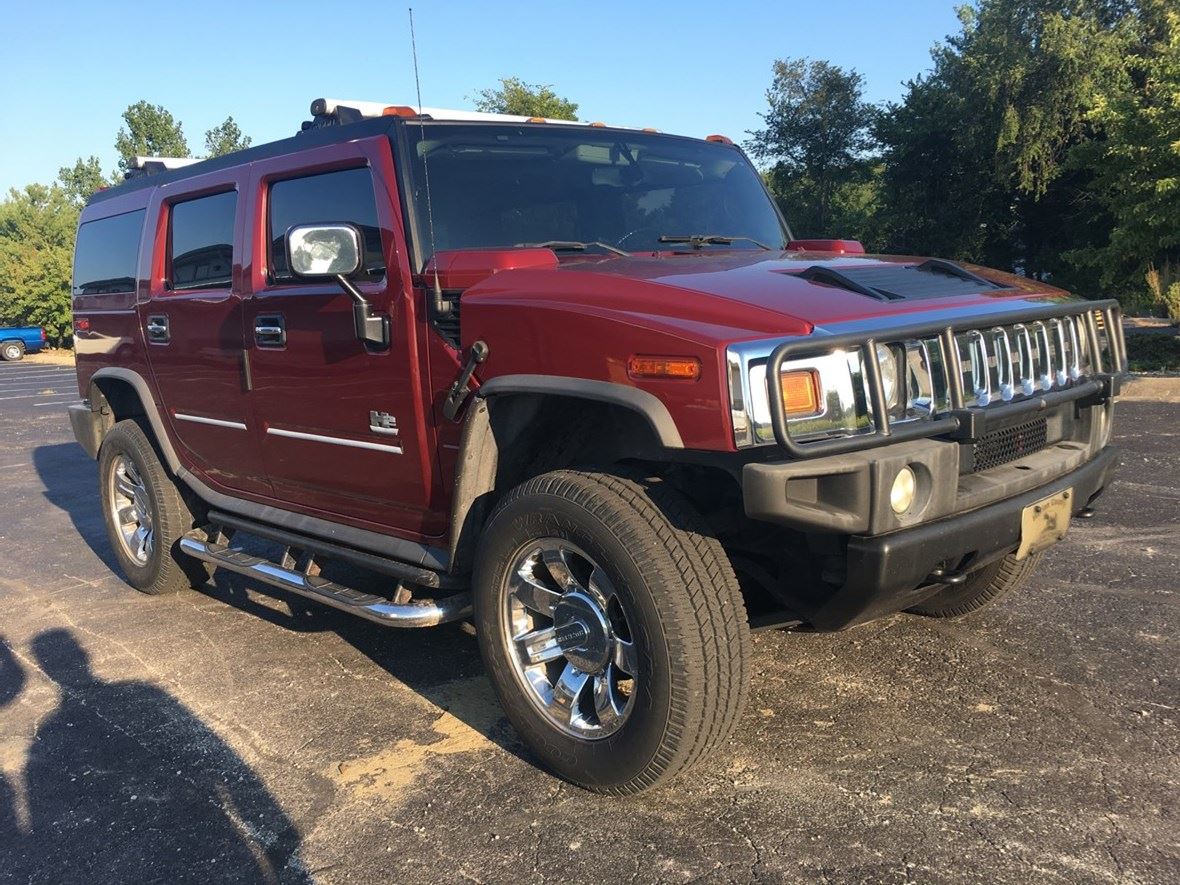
[179,535,471,628]
[206,508,463,589]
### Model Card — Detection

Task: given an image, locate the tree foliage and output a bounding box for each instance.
[204,116,252,158]
[747,59,876,235]
[0,185,78,345]
[873,0,1133,278]
[114,101,190,174]
[1,101,250,347]
[57,156,110,207]
[472,77,579,120]
[1067,1,1180,314]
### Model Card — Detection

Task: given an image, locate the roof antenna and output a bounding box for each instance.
[409,7,449,316]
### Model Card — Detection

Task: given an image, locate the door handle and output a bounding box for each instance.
[146,315,170,344]
[254,314,286,347]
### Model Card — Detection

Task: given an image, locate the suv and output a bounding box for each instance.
[69,100,1126,794]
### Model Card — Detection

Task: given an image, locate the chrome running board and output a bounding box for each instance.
[179,535,471,628]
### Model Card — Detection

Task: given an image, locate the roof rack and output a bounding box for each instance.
[125,155,203,179]
[301,97,595,131]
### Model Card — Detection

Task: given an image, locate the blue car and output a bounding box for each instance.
[0,326,46,361]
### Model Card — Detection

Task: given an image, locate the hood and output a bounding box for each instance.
[460,249,1074,346]
[579,251,1071,326]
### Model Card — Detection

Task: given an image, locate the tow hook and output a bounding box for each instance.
[443,340,489,421]
[925,565,969,586]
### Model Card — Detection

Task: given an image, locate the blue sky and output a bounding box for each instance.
[0,0,963,194]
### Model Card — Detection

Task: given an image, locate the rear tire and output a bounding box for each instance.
[1,341,24,361]
[98,419,209,595]
[473,469,750,794]
[906,552,1042,618]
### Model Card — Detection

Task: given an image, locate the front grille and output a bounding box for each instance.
[972,417,1048,472]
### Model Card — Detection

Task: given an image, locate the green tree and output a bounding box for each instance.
[874,1,1132,280]
[57,156,110,206]
[747,58,877,236]
[1067,1,1180,314]
[114,101,190,175]
[472,77,579,120]
[204,115,252,158]
[0,184,79,346]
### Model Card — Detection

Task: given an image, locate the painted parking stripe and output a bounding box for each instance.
[0,391,77,402]
[35,400,80,407]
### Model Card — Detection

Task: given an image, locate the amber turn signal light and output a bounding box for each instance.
[781,369,821,415]
[627,356,701,381]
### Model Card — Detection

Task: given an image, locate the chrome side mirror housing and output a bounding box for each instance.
[286,223,363,278]
[285,223,388,349]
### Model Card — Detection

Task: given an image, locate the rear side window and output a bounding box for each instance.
[268,168,384,282]
[72,209,145,296]
[169,191,236,290]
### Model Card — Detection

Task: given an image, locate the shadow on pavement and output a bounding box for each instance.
[31,442,122,574]
[0,629,307,884]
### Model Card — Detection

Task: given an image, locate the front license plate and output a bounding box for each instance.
[1016,488,1073,560]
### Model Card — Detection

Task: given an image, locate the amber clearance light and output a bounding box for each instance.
[627,356,701,381]
[781,369,821,416]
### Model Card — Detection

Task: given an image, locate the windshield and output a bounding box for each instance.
[400,123,788,266]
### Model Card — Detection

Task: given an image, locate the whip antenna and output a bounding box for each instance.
[408,8,446,311]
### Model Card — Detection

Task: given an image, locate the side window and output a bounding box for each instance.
[268,168,384,282]
[72,209,146,295]
[169,191,237,291]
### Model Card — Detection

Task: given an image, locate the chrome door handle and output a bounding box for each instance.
[254,314,286,347]
[146,315,170,344]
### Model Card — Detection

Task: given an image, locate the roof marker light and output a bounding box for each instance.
[706,134,733,145]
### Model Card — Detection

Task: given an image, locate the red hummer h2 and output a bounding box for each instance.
[69,100,1126,793]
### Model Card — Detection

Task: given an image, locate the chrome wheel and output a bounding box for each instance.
[500,539,638,740]
[108,454,154,565]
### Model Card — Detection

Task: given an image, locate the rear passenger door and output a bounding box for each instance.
[142,171,270,495]
[242,139,441,537]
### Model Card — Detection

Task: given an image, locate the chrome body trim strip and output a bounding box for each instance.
[174,412,248,430]
[266,426,404,454]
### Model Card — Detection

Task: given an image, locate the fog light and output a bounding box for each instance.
[891,466,916,514]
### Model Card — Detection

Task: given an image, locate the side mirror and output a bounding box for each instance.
[287,224,362,277]
[285,223,389,349]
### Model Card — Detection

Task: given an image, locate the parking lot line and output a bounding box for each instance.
[0,391,77,402]
[0,374,76,383]
[0,383,75,392]
[35,401,78,407]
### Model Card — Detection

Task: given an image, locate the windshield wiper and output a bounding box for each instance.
[518,240,630,258]
[657,234,772,250]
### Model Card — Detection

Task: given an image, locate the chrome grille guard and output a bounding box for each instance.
[762,299,1126,459]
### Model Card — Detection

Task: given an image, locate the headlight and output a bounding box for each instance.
[729,338,943,447]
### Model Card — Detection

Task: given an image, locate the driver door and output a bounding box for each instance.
[241,138,443,538]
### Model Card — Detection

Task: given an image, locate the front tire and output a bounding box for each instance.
[1,341,25,361]
[98,419,208,595]
[473,470,750,794]
[906,552,1043,618]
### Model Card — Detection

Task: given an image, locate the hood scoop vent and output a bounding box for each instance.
[794,258,1012,302]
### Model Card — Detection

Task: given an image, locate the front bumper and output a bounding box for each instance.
[803,445,1117,629]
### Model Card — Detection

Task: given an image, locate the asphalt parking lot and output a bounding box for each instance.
[0,359,1177,884]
